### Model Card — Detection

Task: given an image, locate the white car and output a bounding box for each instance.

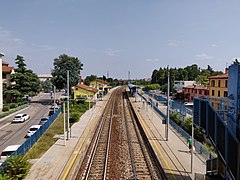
[26,125,41,137]
[12,113,30,123]
[0,145,20,165]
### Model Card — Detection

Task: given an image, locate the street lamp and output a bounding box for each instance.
[165,65,170,141]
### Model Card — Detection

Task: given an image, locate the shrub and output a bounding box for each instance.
[9,103,17,109]
[2,106,9,112]
[2,155,30,179]
[69,112,80,123]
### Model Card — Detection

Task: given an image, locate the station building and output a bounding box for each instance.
[89,79,110,98]
[74,84,98,102]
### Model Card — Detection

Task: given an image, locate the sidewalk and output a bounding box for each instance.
[25,95,109,180]
[130,94,206,179]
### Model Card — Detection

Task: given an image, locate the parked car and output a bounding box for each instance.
[0,145,20,165]
[26,125,41,137]
[39,117,49,125]
[12,113,30,123]
[48,110,54,116]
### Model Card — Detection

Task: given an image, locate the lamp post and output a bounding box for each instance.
[165,65,170,141]
[191,115,195,178]
[53,85,56,113]
[0,52,4,110]
[67,70,70,140]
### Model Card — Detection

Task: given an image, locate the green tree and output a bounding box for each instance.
[41,79,53,92]
[84,75,97,85]
[6,55,40,102]
[51,54,83,89]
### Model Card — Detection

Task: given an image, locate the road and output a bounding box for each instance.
[0,92,61,152]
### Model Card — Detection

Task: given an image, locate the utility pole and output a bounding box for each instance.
[63,103,66,146]
[67,70,70,140]
[53,85,56,113]
[128,71,130,83]
[191,114,195,178]
[165,65,170,141]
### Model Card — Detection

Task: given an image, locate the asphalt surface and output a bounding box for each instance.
[0,92,62,152]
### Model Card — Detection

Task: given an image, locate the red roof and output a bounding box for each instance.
[75,84,98,93]
[2,66,13,73]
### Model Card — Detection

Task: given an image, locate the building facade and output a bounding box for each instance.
[208,69,228,98]
[89,79,109,97]
[74,84,98,101]
[184,85,209,102]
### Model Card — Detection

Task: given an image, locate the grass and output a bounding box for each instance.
[24,114,64,159]
[24,101,88,160]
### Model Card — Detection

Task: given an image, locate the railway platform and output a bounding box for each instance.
[25,91,110,180]
[130,94,207,179]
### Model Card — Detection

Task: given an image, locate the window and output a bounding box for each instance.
[218,90,220,97]
[225,80,228,88]
[212,90,215,96]
[211,80,215,87]
[205,91,209,96]
[199,90,202,94]
[224,91,228,97]
[195,89,197,94]
[218,80,221,87]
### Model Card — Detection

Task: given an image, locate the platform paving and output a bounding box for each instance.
[130,94,206,179]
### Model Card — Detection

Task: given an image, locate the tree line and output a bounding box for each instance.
[150,64,223,92]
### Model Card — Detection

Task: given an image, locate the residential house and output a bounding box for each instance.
[74,84,98,102]
[2,61,14,88]
[38,74,52,82]
[89,79,109,98]
[184,85,209,102]
[208,68,228,110]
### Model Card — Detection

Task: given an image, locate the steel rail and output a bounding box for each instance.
[122,92,138,179]
[83,88,119,179]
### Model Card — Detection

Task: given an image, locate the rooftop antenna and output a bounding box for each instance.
[128,71,130,82]
[107,71,109,79]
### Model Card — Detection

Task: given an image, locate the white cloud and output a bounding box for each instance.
[104,48,121,56]
[195,53,213,60]
[211,44,217,47]
[145,58,159,62]
[167,40,178,47]
[0,27,24,46]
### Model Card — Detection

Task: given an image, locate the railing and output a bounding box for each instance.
[145,91,193,116]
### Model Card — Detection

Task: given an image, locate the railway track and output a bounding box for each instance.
[75,87,166,179]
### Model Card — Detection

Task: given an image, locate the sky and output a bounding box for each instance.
[1,0,240,79]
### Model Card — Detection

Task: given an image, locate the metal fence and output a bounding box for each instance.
[145,91,193,116]
[0,107,62,168]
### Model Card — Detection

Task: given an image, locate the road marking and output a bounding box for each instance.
[0,122,11,130]
[62,99,107,180]
[134,103,176,179]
